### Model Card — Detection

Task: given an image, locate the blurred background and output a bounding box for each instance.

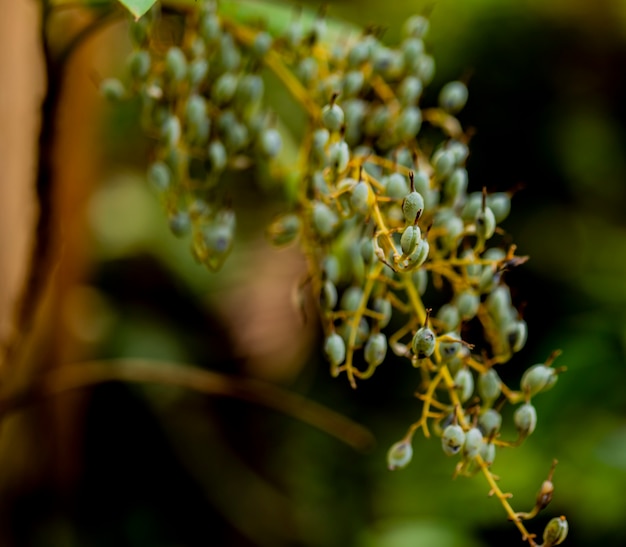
[1,0,626,545]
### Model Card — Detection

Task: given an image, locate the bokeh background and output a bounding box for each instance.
[1,0,626,546]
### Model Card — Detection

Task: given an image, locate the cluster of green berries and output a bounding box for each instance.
[100,1,284,270]
[100,3,566,544]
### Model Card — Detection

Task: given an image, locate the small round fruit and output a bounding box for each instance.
[442,424,465,456]
[387,440,413,470]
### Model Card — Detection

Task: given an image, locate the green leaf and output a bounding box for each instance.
[116,0,157,19]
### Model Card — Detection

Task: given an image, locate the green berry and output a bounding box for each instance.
[442,424,465,456]
[324,332,346,372]
[455,289,479,320]
[208,140,227,172]
[506,319,528,353]
[462,427,484,459]
[321,102,345,132]
[478,409,502,437]
[267,213,300,246]
[436,303,460,332]
[480,441,496,465]
[259,128,283,158]
[402,191,424,224]
[373,297,392,328]
[521,364,558,397]
[514,402,537,436]
[128,49,151,80]
[340,286,364,312]
[412,326,435,359]
[439,80,468,113]
[387,440,413,470]
[100,78,126,102]
[542,516,568,546]
[385,173,409,199]
[350,181,371,215]
[486,192,511,223]
[475,205,496,240]
[401,224,421,256]
[321,280,338,310]
[364,333,388,367]
[312,202,339,238]
[478,369,502,404]
[403,14,429,38]
[405,238,429,269]
[328,140,350,172]
[165,47,187,83]
[168,211,191,237]
[454,367,474,402]
[147,161,171,192]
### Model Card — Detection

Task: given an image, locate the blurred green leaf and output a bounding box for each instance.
[117,0,156,19]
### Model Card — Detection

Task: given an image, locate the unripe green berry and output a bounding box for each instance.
[436,303,461,332]
[442,424,465,456]
[506,318,528,353]
[396,106,422,140]
[385,173,409,199]
[398,75,423,105]
[405,238,430,269]
[412,326,435,359]
[486,192,512,223]
[478,409,502,437]
[212,72,238,106]
[521,364,558,397]
[161,115,181,148]
[478,368,502,404]
[350,181,372,215]
[100,78,126,102]
[165,47,187,83]
[312,202,339,238]
[208,140,227,172]
[147,161,171,192]
[188,58,209,88]
[322,254,341,284]
[259,128,283,158]
[514,402,537,436]
[475,205,496,240]
[340,286,364,312]
[403,14,429,38]
[364,333,388,368]
[373,297,392,328]
[321,280,338,310]
[462,427,484,460]
[267,213,300,246]
[328,140,350,172]
[401,224,421,256]
[432,148,456,180]
[455,289,480,320]
[480,441,496,465]
[438,80,468,113]
[324,332,346,373]
[542,516,569,546]
[321,102,345,132]
[128,49,151,80]
[402,190,424,224]
[168,211,191,237]
[454,367,474,402]
[387,440,413,470]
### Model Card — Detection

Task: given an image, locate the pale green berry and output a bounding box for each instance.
[385,173,409,199]
[439,333,461,363]
[161,115,181,148]
[212,72,238,106]
[478,409,502,437]
[436,303,460,332]
[324,332,346,372]
[455,289,479,320]
[296,57,319,86]
[439,80,468,113]
[387,440,413,470]
[521,364,558,397]
[463,427,484,459]
[236,73,264,105]
[402,191,424,224]
[267,213,300,246]
[188,58,209,88]
[168,211,191,237]
[340,286,363,312]
[401,224,421,256]
[443,168,468,206]
[100,78,126,101]
[478,369,502,404]
[442,424,465,456]
[259,128,283,158]
[396,106,422,140]
[322,254,341,284]
[475,205,496,240]
[373,297,392,328]
[403,14,429,38]
[208,140,227,172]
[405,238,429,269]
[321,102,345,132]
[506,318,528,353]
[252,31,272,57]
[432,148,456,180]
[147,161,171,192]
[338,317,370,347]
[350,181,371,215]
[412,326,435,359]
[412,268,428,295]
[485,285,514,325]
[486,192,512,223]
[415,53,435,84]
[203,223,234,254]
[398,75,423,105]
[312,202,339,238]
[328,140,350,172]
[542,516,568,546]
[165,47,187,82]
[360,237,375,265]
[128,49,151,80]
[514,402,537,436]
[364,333,387,367]
[480,441,496,465]
[321,280,338,310]
[342,70,364,97]
[454,367,474,402]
